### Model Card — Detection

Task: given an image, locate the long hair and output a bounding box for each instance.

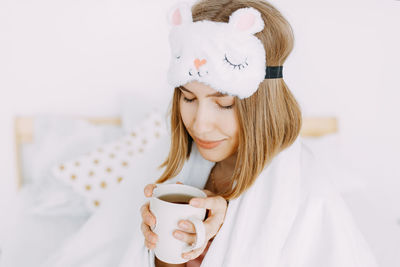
[156,0,302,200]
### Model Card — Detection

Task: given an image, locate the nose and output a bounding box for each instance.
[192,102,213,135]
[194,58,207,71]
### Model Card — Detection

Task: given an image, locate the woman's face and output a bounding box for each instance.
[179,81,239,162]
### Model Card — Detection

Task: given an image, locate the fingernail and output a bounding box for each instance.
[190,199,200,206]
[174,232,183,239]
[179,221,190,230]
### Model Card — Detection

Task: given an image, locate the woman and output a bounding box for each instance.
[140,0,378,267]
[41,1,378,267]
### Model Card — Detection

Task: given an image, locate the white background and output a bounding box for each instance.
[0,0,399,265]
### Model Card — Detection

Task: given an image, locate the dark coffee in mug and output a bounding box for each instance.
[158,193,193,204]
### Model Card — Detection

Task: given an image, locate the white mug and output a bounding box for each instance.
[149,184,207,264]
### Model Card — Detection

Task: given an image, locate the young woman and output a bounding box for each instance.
[41,1,378,267]
[140,0,378,267]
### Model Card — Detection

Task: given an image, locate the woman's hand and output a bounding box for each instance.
[173,190,228,260]
[140,183,158,250]
[140,182,185,250]
[140,183,229,261]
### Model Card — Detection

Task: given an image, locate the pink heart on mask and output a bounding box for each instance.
[194,58,207,70]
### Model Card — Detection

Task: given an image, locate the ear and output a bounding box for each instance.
[166,2,193,27]
[228,7,264,35]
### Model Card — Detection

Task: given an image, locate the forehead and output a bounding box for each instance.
[183,81,215,93]
[182,81,232,98]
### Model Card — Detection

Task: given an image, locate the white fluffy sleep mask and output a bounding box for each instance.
[166,2,282,99]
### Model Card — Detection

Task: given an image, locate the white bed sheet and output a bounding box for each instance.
[0,184,90,267]
[2,132,398,267]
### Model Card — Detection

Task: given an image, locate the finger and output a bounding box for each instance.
[202,204,226,239]
[144,184,157,197]
[202,189,215,197]
[141,222,158,243]
[139,202,149,215]
[189,196,227,240]
[173,229,197,246]
[145,239,157,250]
[182,245,206,260]
[189,195,227,213]
[177,220,195,233]
[140,202,156,227]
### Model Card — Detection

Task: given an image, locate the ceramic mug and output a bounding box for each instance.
[149,183,207,264]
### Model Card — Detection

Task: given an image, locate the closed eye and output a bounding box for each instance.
[223,54,248,70]
[183,96,195,103]
[218,103,234,110]
[183,96,233,110]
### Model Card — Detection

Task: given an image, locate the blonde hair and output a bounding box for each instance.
[156,0,302,200]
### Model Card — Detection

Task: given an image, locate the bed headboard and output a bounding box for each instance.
[14,116,338,189]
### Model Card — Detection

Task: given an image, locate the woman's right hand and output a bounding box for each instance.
[140,183,158,250]
[141,182,184,250]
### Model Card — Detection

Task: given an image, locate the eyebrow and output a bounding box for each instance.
[180,87,226,97]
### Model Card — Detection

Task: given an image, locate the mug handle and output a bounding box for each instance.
[182,217,206,253]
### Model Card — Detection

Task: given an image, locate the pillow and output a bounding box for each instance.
[21,114,124,185]
[18,114,125,216]
[51,111,168,211]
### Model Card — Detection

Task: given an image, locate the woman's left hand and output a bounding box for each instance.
[172,189,228,260]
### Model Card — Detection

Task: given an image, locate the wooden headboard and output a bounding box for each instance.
[14,116,338,189]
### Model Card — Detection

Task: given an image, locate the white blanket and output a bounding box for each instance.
[41,136,378,267]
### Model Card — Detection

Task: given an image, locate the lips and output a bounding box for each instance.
[194,137,224,149]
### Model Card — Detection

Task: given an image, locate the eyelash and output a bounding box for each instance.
[182,96,234,110]
[223,54,248,70]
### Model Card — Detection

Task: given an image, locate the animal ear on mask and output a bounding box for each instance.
[166,1,193,27]
[228,7,265,35]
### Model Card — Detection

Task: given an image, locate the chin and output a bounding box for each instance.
[195,144,230,162]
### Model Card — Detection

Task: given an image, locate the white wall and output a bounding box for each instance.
[0,0,177,203]
[0,0,399,264]
[270,2,400,264]
[281,0,400,192]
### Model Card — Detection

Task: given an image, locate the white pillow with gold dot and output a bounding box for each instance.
[52,111,167,211]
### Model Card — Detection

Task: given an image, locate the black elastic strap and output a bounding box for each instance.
[265,66,283,79]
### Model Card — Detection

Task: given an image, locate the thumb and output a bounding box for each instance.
[190,195,227,213]
[202,189,215,197]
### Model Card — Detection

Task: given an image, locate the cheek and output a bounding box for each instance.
[179,100,194,129]
[218,111,239,139]
[224,115,239,154]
